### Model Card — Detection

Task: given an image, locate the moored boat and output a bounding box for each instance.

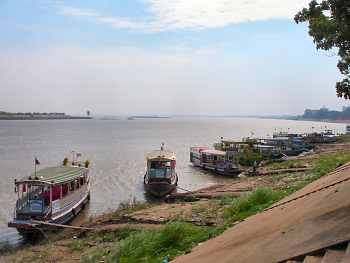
[190,147,244,176]
[213,138,264,166]
[144,147,178,197]
[256,137,305,156]
[8,158,90,236]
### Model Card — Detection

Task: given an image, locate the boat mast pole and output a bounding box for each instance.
[50,185,52,213]
[70,151,75,164]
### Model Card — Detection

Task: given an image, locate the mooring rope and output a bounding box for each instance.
[176,186,192,192]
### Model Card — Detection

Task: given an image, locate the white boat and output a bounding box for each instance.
[190,147,244,176]
[144,148,178,197]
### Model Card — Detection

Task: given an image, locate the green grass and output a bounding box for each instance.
[307,152,350,179]
[0,240,20,255]
[88,225,134,244]
[222,187,277,222]
[69,239,86,252]
[81,222,227,263]
[270,159,306,170]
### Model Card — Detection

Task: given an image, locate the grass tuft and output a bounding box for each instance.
[222,187,276,222]
[0,240,19,255]
[81,221,225,263]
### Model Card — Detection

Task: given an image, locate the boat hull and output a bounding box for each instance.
[144,182,176,197]
[282,150,304,156]
[144,173,178,197]
[193,163,243,176]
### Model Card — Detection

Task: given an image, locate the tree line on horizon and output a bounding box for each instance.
[300,106,350,120]
[0,111,66,116]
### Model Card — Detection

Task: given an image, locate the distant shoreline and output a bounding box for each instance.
[0,115,93,120]
[130,116,171,119]
[297,118,350,125]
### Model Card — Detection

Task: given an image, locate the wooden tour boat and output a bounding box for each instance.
[8,157,90,236]
[190,147,244,176]
[144,146,178,197]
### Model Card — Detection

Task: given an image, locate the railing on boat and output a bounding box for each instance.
[59,183,88,210]
[15,177,89,218]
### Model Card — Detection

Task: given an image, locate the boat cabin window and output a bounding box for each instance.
[148,160,173,178]
[29,185,42,199]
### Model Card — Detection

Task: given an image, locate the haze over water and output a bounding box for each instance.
[0,117,347,243]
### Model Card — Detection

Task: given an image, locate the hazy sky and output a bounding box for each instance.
[0,0,347,116]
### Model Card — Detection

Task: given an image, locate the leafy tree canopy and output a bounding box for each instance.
[295,0,350,99]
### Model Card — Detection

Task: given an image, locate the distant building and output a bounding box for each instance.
[301,107,350,120]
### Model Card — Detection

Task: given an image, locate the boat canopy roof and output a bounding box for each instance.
[146,150,177,161]
[221,140,256,144]
[16,166,89,185]
[201,149,226,156]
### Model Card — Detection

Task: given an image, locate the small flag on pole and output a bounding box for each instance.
[35,157,40,176]
[77,153,81,157]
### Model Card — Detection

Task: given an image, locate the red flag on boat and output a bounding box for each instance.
[77,153,81,157]
[35,158,40,165]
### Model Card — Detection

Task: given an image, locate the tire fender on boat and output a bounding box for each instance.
[82,203,85,210]
[72,208,76,216]
[14,186,18,193]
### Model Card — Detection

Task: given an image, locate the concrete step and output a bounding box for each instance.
[303,255,323,263]
[321,249,346,263]
[341,243,350,263]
